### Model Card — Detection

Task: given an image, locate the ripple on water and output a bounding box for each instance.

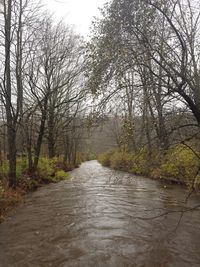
[0,160,200,267]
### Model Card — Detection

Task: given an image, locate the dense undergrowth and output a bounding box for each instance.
[98,145,200,189]
[0,155,86,222]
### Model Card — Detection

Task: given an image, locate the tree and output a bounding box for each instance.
[24,15,86,171]
[87,0,200,154]
[0,0,40,186]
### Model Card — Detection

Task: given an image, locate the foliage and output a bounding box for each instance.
[0,156,72,186]
[110,151,134,171]
[76,152,87,166]
[21,178,39,191]
[54,170,70,181]
[37,157,54,180]
[131,147,150,176]
[0,161,9,178]
[0,183,4,198]
[98,150,115,166]
[0,158,28,181]
[98,145,200,187]
[16,158,28,179]
[156,145,200,185]
[85,153,97,161]
[36,157,72,183]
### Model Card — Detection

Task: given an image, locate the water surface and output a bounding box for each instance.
[0,160,200,267]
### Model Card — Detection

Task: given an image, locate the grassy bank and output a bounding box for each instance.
[0,156,74,222]
[98,145,200,189]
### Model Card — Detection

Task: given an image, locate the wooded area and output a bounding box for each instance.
[1,1,200,266]
[87,0,200,188]
[0,0,88,190]
[1,0,200,211]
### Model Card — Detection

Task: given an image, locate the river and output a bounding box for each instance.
[0,160,200,267]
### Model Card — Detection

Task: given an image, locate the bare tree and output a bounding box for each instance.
[24,15,86,171]
[0,0,40,186]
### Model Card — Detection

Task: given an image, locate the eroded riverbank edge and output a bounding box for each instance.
[98,148,200,191]
[0,172,71,224]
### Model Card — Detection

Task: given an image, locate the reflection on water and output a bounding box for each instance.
[0,160,200,267]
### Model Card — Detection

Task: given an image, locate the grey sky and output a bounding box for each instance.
[42,0,109,37]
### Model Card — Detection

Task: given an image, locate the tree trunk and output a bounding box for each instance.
[47,110,55,158]
[33,106,47,171]
[48,138,55,158]
[4,0,17,186]
[7,126,17,187]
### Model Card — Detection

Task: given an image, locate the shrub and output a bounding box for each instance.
[0,158,28,184]
[0,183,4,198]
[131,147,150,176]
[36,157,70,183]
[158,145,199,184]
[98,150,115,167]
[110,151,134,172]
[51,157,75,172]
[0,161,9,177]
[98,144,200,187]
[19,178,38,191]
[16,158,28,180]
[76,152,86,165]
[86,153,97,161]
[54,170,70,181]
[37,157,54,179]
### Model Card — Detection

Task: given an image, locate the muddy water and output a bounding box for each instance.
[0,161,200,267]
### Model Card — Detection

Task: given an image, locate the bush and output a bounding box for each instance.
[19,177,39,191]
[131,147,150,176]
[0,183,4,198]
[85,153,97,161]
[0,161,9,178]
[37,157,54,179]
[54,170,70,181]
[98,144,200,187]
[16,158,28,180]
[98,151,115,167]
[110,151,134,172]
[158,145,199,184]
[36,157,71,183]
[76,152,86,165]
[0,156,71,187]
[51,157,75,171]
[0,158,28,180]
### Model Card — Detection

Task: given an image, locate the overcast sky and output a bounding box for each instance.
[42,0,109,37]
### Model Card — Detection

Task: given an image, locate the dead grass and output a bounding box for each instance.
[0,186,25,223]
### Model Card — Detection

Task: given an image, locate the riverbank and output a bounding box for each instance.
[0,157,72,223]
[98,145,200,189]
